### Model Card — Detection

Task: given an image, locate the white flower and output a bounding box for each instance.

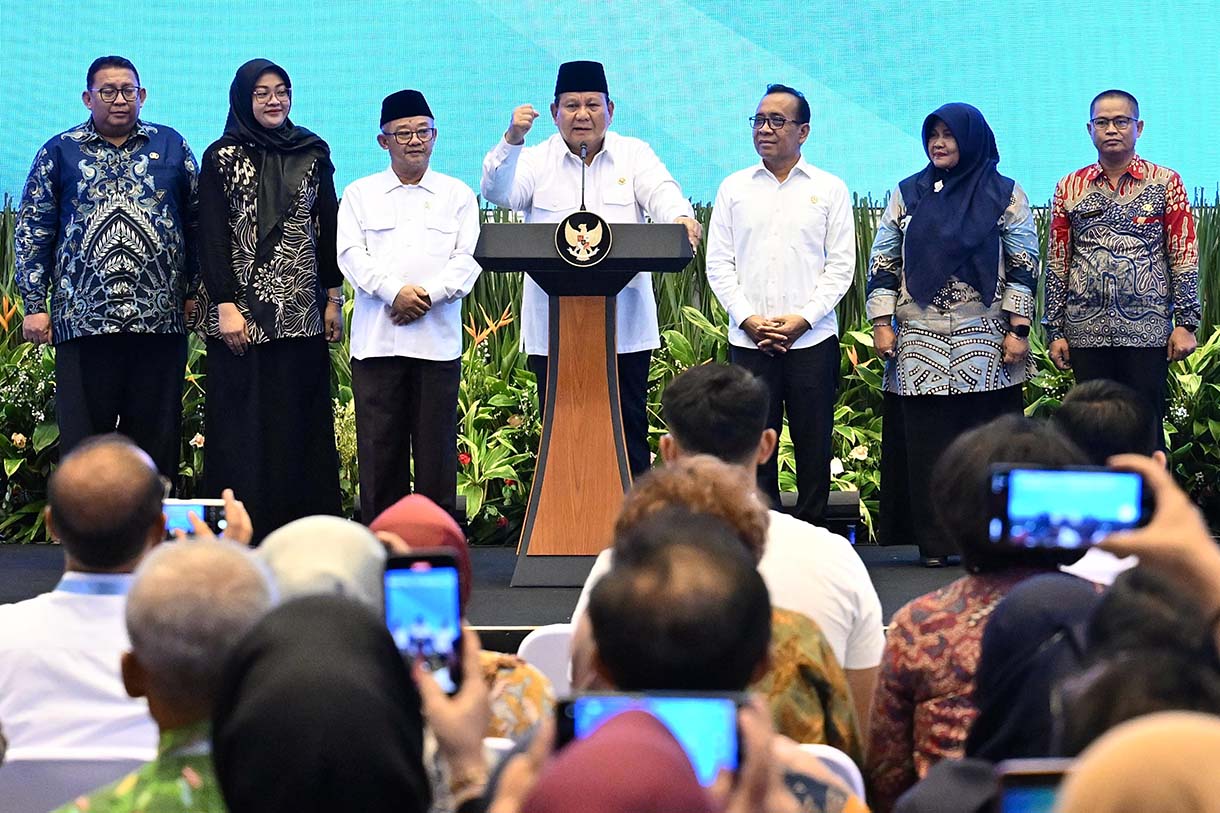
[11,433,27,450]
[189,433,205,449]
[830,457,844,476]
[849,444,870,461]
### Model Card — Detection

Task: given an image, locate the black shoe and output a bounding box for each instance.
[921,556,947,568]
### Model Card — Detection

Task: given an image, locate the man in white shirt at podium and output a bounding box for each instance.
[481,60,701,478]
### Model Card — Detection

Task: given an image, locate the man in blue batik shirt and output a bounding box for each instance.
[16,55,199,480]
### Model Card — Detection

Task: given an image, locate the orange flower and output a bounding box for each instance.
[846,344,859,368]
[0,296,19,332]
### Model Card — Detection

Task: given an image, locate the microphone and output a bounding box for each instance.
[579,142,588,211]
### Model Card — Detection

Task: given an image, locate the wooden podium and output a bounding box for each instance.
[474,223,692,586]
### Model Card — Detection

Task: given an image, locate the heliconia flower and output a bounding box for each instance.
[504,478,516,486]
[846,345,859,368]
[458,452,472,466]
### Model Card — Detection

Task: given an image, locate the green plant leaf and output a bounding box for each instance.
[32,421,59,453]
[4,458,22,477]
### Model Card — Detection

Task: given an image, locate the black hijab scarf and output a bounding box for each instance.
[211,594,431,813]
[217,58,333,266]
[898,102,1015,308]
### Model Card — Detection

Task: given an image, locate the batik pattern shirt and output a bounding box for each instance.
[53,721,223,813]
[865,570,1045,813]
[15,119,199,344]
[197,143,342,344]
[865,184,1038,396]
[1044,156,1199,347]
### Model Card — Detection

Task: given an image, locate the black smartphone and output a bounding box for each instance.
[555,692,743,786]
[162,498,227,539]
[988,465,1152,550]
[384,550,463,693]
[994,758,1072,812]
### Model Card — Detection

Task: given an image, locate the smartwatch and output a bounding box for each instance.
[1008,324,1031,339]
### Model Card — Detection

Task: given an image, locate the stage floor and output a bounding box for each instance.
[0,543,956,652]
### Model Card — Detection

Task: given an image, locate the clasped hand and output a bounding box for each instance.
[742,314,810,355]
[390,285,431,326]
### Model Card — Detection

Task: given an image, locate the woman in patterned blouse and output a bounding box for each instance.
[865,416,1089,812]
[866,103,1040,566]
[198,58,344,541]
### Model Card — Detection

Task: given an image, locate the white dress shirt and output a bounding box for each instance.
[705,157,856,350]
[337,167,482,361]
[481,131,695,355]
[571,510,885,670]
[0,573,158,751]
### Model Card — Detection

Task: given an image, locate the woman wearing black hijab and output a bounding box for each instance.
[212,594,432,813]
[198,58,342,541]
[865,103,1039,565]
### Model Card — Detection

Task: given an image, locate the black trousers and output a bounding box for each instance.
[1069,346,1168,450]
[351,355,461,521]
[527,350,653,478]
[55,333,187,482]
[730,335,840,524]
[879,385,1024,557]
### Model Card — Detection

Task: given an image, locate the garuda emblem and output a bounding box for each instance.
[555,210,613,268]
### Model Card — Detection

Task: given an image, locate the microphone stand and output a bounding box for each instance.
[579,142,588,211]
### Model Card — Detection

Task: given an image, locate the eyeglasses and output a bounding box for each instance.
[749,114,807,131]
[386,128,436,144]
[91,86,140,103]
[1090,116,1136,131]
[252,87,291,103]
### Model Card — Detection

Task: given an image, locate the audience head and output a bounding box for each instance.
[1055,711,1220,813]
[1052,379,1162,464]
[965,573,1099,760]
[615,455,769,563]
[660,363,775,468]
[123,539,275,726]
[46,434,165,572]
[212,594,430,813]
[587,507,772,692]
[931,415,1090,572]
[370,494,472,605]
[259,515,386,611]
[1056,567,1220,756]
[523,709,714,813]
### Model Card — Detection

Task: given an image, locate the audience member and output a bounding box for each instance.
[1055,711,1220,813]
[259,514,388,610]
[574,507,868,813]
[1052,378,1161,584]
[211,594,434,813]
[0,435,165,751]
[867,415,1089,812]
[893,573,1100,813]
[575,362,885,729]
[576,457,862,758]
[54,539,275,812]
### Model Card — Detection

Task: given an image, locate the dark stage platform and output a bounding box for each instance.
[0,543,955,651]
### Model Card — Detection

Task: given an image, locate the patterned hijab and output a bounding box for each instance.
[898,103,1015,307]
[218,58,332,264]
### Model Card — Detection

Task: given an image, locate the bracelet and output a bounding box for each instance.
[326,295,344,306]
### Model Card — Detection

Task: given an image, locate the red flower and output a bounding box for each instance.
[458,452,472,466]
[504,478,516,486]
[496,516,508,528]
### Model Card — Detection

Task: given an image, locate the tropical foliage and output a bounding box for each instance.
[2,191,1220,543]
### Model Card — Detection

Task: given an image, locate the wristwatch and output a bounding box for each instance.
[1179,323,1198,333]
[1008,324,1031,339]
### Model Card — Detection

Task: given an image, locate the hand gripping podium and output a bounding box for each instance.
[474,222,692,586]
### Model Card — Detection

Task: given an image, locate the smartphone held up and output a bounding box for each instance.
[384,550,463,694]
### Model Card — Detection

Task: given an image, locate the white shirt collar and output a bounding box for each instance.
[378,165,438,194]
[752,154,812,183]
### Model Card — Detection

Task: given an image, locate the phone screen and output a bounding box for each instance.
[563,694,739,786]
[384,560,462,693]
[163,500,227,538]
[998,786,1057,813]
[989,467,1147,549]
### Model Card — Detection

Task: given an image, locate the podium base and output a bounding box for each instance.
[510,554,597,588]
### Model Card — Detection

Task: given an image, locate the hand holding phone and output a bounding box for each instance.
[163,498,227,540]
[384,551,464,693]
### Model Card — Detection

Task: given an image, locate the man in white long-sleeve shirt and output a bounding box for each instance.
[705,84,856,524]
[338,90,481,520]
[480,60,701,477]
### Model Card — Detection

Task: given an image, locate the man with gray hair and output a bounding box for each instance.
[54,539,275,812]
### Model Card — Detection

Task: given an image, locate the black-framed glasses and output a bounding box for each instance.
[749,114,805,131]
[1090,116,1136,131]
[386,128,436,144]
[252,87,291,103]
[91,86,140,103]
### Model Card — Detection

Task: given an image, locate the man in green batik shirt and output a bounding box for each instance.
[55,538,273,812]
